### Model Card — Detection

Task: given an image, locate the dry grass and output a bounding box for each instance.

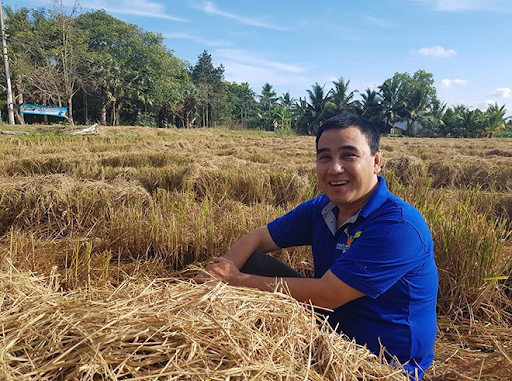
[0,125,511,380]
[0,263,407,380]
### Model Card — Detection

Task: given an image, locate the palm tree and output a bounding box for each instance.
[306,82,332,132]
[379,78,406,133]
[292,97,311,134]
[423,99,447,136]
[486,103,507,137]
[259,83,278,112]
[326,77,358,116]
[360,88,383,123]
[279,92,295,108]
[458,107,486,137]
[403,87,430,136]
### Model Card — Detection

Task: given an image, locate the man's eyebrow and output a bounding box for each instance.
[316,145,360,154]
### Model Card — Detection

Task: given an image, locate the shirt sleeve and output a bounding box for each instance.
[267,196,326,248]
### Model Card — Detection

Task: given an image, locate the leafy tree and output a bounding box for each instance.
[191,50,225,127]
[224,81,257,127]
[257,83,278,129]
[2,5,33,124]
[75,10,136,125]
[172,86,198,128]
[382,70,437,136]
[5,3,88,125]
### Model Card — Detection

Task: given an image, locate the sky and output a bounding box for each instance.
[5,0,512,117]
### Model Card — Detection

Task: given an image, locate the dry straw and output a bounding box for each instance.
[0,264,407,380]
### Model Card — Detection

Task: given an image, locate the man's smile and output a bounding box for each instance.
[329,180,348,186]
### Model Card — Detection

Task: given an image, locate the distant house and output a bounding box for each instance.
[390,120,425,136]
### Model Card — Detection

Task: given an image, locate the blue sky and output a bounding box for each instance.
[5,0,512,116]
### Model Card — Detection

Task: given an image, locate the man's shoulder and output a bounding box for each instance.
[301,194,331,209]
[363,186,430,234]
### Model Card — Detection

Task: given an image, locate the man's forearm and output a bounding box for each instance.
[223,226,279,269]
[234,269,365,310]
[235,272,338,309]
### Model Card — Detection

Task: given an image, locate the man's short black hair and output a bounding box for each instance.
[316,113,380,155]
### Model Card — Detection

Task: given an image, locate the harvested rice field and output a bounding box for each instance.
[0,125,511,380]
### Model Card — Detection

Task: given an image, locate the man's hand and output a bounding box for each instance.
[194,257,243,285]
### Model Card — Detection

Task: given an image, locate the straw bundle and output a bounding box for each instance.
[0,266,407,380]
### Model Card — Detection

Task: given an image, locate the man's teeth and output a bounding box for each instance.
[330,181,348,186]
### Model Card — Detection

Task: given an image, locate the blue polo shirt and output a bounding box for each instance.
[267,177,438,380]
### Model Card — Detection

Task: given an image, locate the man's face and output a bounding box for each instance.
[316,126,382,213]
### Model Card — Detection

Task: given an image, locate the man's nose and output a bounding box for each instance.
[328,161,344,174]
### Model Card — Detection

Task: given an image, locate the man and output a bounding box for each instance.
[196,113,438,380]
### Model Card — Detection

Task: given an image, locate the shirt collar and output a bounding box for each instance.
[322,202,360,235]
[321,176,388,235]
[359,176,389,218]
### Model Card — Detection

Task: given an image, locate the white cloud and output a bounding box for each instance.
[197,1,289,31]
[213,49,312,96]
[166,32,230,47]
[215,49,307,75]
[418,46,457,57]
[439,78,468,89]
[491,87,512,98]
[416,0,508,12]
[365,15,396,28]
[81,0,186,21]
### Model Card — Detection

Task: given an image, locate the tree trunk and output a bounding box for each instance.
[13,74,25,125]
[43,94,48,124]
[83,92,89,125]
[66,95,74,125]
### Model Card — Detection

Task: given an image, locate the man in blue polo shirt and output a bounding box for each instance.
[196,113,438,380]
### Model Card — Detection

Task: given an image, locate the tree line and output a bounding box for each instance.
[1,4,510,137]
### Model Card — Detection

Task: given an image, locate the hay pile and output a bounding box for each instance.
[0,265,407,380]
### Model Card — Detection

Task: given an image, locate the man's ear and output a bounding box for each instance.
[373,151,383,174]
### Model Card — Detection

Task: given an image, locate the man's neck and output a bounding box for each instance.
[336,181,379,226]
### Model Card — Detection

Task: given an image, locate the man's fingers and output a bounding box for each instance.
[194,268,216,283]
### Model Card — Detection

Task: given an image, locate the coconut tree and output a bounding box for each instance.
[457,106,486,137]
[360,88,383,123]
[423,99,447,136]
[485,103,507,137]
[326,77,358,116]
[403,87,430,136]
[279,92,295,108]
[292,97,311,134]
[259,83,278,112]
[306,82,332,132]
[379,77,406,133]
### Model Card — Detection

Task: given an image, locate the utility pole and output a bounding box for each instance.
[0,0,15,125]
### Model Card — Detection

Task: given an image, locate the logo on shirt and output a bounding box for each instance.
[336,228,362,254]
